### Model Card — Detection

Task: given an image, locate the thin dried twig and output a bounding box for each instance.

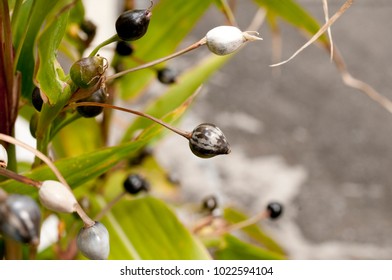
[322,0,334,60]
[332,49,392,114]
[270,0,353,67]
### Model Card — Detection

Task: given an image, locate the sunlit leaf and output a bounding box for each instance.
[94,195,211,260]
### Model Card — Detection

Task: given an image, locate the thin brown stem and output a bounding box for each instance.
[0,134,69,188]
[74,204,95,228]
[106,38,207,81]
[0,168,41,189]
[94,191,126,221]
[64,102,192,139]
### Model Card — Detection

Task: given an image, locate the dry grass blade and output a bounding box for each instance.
[217,0,238,27]
[323,0,334,60]
[270,0,353,67]
[332,50,392,114]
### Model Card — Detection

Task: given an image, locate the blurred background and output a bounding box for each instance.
[153,0,392,259]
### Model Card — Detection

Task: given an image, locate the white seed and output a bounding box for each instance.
[39,180,78,213]
[206,26,262,56]
[0,144,8,168]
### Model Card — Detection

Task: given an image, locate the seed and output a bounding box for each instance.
[202,195,218,212]
[32,86,43,112]
[123,174,149,195]
[76,87,108,118]
[115,41,134,56]
[206,26,262,56]
[0,144,8,168]
[77,222,110,260]
[0,194,41,245]
[189,123,231,158]
[70,56,106,89]
[38,180,78,213]
[266,202,283,220]
[115,8,152,41]
[157,67,177,84]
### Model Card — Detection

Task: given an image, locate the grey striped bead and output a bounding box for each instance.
[189,123,230,158]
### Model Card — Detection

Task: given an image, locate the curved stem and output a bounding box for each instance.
[74,204,95,228]
[106,38,207,81]
[89,34,119,57]
[0,134,69,187]
[0,168,41,189]
[64,102,192,139]
[225,211,267,233]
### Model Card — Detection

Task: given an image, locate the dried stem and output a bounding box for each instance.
[332,49,392,114]
[0,133,95,228]
[64,102,192,139]
[106,38,207,81]
[322,0,334,60]
[94,192,126,221]
[0,134,69,187]
[74,204,95,228]
[0,168,41,189]
[270,0,353,67]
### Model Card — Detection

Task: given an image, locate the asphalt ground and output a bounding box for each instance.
[155,0,392,259]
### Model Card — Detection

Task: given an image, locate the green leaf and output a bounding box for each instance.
[122,53,231,141]
[51,117,102,158]
[14,0,70,99]
[224,207,286,255]
[95,195,210,260]
[254,0,328,45]
[215,234,285,260]
[116,0,213,99]
[36,7,69,104]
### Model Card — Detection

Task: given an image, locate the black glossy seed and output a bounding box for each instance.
[267,202,283,220]
[123,174,149,195]
[115,9,152,41]
[32,86,43,112]
[157,68,177,84]
[202,195,218,212]
[0,195,41,245]
[115,41,134,56]
[77,87,107,118]
[189,123,231,158]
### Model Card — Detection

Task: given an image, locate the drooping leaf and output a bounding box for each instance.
[116,0,213,99]
[14,0,70,99]
[215,234,285,260]
[36,7,70,104]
